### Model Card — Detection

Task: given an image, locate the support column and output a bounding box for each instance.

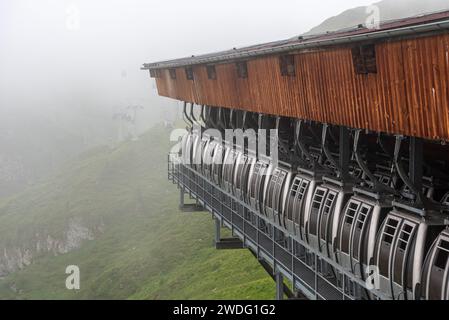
[275,272,284,301]
[214,217,244,250]
[215,218,221,245]
[179,186,185,208]
[339,126,350,181]
[178,186,204,212]
[409,137,423,194]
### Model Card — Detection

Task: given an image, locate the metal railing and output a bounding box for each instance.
[167,153,390,300]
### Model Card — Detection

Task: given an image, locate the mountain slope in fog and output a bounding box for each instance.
[0,125,273,299]
[305,0,449,35]
[0,111,87,198]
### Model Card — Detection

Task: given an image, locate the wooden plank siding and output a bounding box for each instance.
[154,33,449,141]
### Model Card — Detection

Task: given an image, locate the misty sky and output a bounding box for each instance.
[1,0,378,115]
[3,0,448,119]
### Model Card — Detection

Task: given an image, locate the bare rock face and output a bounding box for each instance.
[66,219,95,250]
[0,218,101,277]
[0,248,33,276]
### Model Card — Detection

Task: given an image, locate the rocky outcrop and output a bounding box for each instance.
[0,218,102,277]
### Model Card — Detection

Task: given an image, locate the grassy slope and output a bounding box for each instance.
[0,125,274,300]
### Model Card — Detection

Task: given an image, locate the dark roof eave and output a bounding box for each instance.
[142,11,449,71]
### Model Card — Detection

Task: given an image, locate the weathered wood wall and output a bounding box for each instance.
[154,33,449,141]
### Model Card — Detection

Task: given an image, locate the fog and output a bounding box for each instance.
[0,0,444,195]
[1,0,379,119]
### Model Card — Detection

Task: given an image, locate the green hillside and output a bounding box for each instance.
[0,125,274,299]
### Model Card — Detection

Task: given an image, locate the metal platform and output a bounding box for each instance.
[168,154,390,300]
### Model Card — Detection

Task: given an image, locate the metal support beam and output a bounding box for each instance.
[275,272,284,300]
[409,137,423,195]
[180,186,185,207]
[214,218,244,249]
[339,126,350,181]
[215,217,221,244]
[179,187,204,212]
[215,238,245,250]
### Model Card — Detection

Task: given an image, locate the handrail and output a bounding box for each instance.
[169,158,392,300]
